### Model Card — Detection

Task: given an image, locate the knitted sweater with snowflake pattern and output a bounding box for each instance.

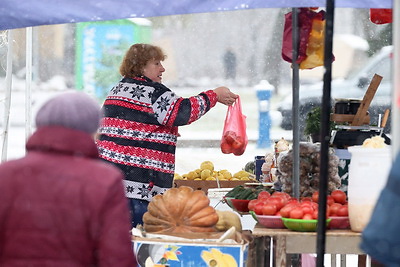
[96,76,218,201]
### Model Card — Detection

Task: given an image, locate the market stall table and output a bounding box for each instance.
[252,223,365,267]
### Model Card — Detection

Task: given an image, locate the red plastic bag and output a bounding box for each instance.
[370,8,393,24]
[220,97,248,156]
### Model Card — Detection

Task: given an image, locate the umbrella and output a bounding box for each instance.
[0,0,392,31]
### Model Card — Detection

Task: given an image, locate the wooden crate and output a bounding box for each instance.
[173,180,249,194]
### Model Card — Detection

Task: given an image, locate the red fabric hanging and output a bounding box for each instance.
[281,8,325,64]
[370,8,393,24]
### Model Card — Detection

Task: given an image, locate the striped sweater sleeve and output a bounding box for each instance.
[152,89,218,127]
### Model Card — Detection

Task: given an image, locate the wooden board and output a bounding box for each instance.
[173,179,250,193]
[351,74,382,126]
[330,113,370,124]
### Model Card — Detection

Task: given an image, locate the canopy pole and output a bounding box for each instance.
[1,30,13,162]
[291,8,300,199]
[25,27,33,143]
[316,0,335,266]
[392,0,400,157]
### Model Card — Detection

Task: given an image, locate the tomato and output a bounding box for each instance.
[257,191,271,200]
[273,192,291,201]
[232,136,244,149]
[300,201,312,207]
[301,197,312,202]
[223,131,237,144]
[220,141,232,154]
[303,213,314,220]
[325,205,331,217]
[287,199,299,206]
[301,205,314,215]
[310,202,318,210]
[267,196,286,211]
[312,191,319,203]
[312,207,330,219]
[331,190,347,205]
[312,210,318,219]
[329,203,342,216]
[290,207,304,219]
[254,203,264,215]
[280,205,295,218]
[233,145,246,156]
[258,198,270,205]
[327,195,334,206]
[262,203,277,215]
[248,199,259,211]
[337,205,349,217]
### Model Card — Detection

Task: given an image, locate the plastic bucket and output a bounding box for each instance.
[347,145,391,232]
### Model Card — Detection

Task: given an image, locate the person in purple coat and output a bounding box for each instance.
[0,91,136,267]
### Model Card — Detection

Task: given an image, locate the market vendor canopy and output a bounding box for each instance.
[0,0,392,31]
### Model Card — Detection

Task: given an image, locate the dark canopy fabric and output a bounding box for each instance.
[0,0,392,30]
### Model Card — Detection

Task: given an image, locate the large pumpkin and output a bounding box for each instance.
[143,186,219,233]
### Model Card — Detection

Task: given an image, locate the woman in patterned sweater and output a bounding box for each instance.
[96,43,238,227]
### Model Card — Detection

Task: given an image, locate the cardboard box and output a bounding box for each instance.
[173,180,249,194]
[133,231,250,267]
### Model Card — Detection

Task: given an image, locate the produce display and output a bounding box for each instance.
[143,186,219,233]
[174,161,257,182]
[276,142,341,197]
[246,188,349,230]
[248,189,348,219]
[261,138,290,183]
[225,185,275,200]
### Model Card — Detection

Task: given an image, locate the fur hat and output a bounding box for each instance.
[35,91,101,134]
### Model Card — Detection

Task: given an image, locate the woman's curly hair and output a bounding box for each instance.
[119,43,166,77]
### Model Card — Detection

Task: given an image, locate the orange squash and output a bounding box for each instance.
[143,186,219,233]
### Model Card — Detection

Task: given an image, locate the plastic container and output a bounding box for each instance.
[281,218,331,232]
[347,146,391,232]
[229,198,251,212]
[254,214,285,229]
[328,216,351,229]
